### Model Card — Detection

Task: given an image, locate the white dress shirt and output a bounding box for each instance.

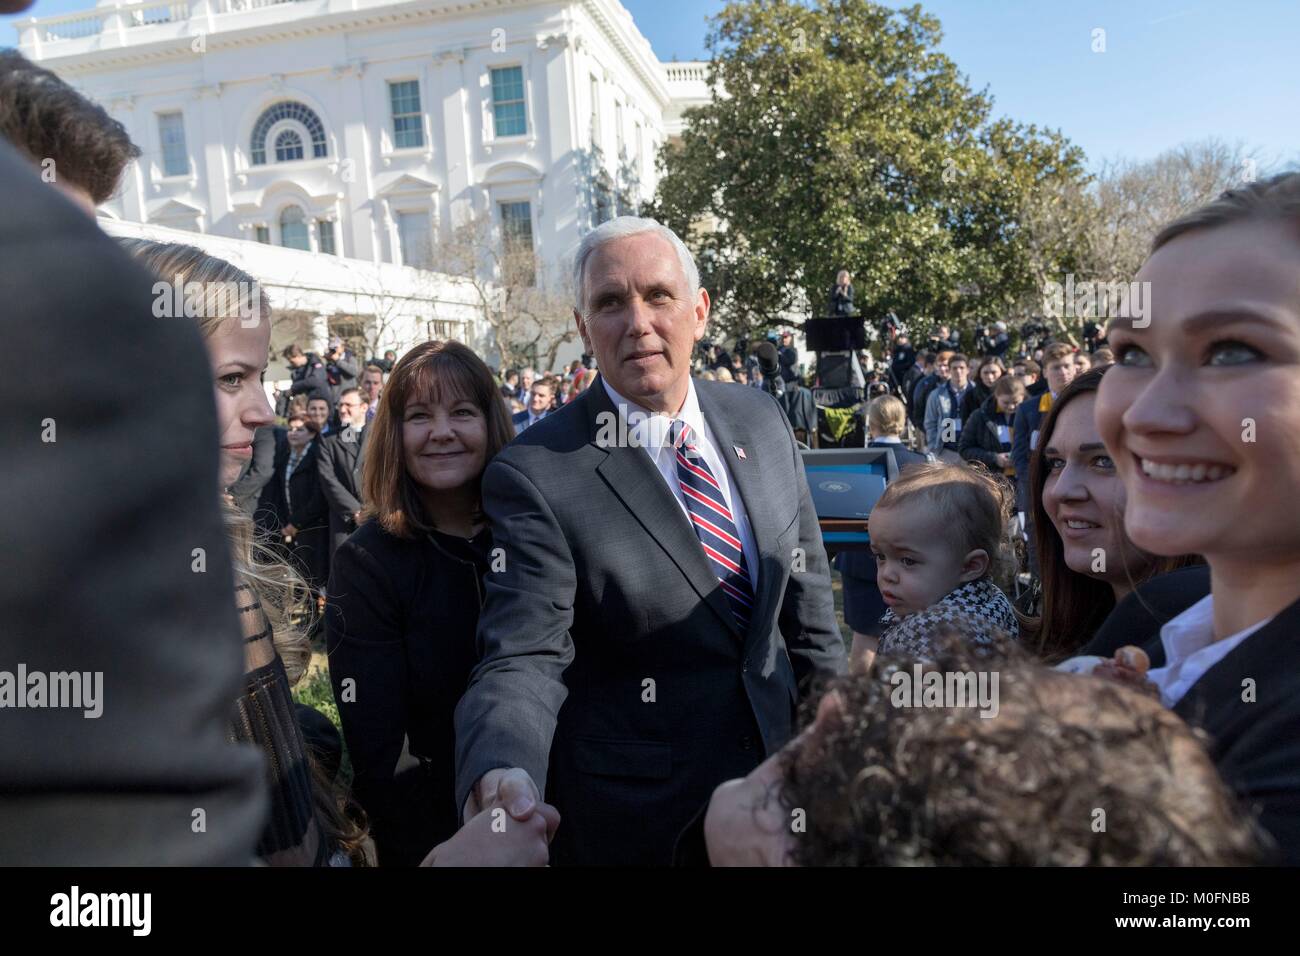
[602,377,760,590]
[1148,594,1272,707]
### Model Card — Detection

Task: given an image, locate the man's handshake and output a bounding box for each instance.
[421,767,557,866]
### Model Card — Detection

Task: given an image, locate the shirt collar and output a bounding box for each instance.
[1160,593,1272,659]
[601,376,703,464]
[1159,594,1216,661]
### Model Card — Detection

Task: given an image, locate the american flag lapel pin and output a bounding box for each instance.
[734,445,747,460]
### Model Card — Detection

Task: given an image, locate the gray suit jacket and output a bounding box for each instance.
[318,423,367,553]
[455,375,845,864]
[0,140,266,863]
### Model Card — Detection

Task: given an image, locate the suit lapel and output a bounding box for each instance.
[696,383,781,645]
[584,378,743,639]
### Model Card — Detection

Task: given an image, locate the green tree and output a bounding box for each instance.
[648,0,1091,345]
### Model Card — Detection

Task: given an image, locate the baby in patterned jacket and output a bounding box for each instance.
[867,463,1019,662]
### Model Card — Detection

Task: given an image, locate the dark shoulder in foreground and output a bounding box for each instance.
[1083,565,1211,662]
[335,517,419,563]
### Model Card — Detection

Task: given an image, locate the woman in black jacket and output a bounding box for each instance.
[959,355,1005,425]
[959,375,1024,483]
[255,414,331,593]
[325,341,516,866]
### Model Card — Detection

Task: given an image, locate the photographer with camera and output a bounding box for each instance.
[323,336,359,404]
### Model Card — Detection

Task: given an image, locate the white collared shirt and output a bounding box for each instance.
[602,377,760,590]
[1148,595,1272,707]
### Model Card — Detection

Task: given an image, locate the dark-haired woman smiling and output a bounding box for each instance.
[1019,367,1198,663]
[325,341,519,866]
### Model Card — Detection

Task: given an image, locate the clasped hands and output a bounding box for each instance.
[420,767,559,867]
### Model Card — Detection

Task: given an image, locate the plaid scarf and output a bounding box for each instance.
[877,577,1019,660]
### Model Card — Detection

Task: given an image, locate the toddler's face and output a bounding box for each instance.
[869,500,978,618]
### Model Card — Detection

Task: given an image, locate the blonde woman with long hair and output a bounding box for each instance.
[118,239,365,866]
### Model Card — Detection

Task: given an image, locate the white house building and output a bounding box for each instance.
[17,0,712,369]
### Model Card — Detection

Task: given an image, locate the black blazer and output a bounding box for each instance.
[1175,594,1300,864]
[326,521,490,866]
[1089,570,1300,863]
[318,425,366,554]
[455,376,845,865]
[1082,565,1211,664]
[959,397,1014,473]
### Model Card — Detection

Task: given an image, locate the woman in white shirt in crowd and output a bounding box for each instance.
[1094,172,1300,863]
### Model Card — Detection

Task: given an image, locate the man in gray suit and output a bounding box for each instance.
[455,216,845,865]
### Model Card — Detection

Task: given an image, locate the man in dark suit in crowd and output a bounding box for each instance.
[0,57,265,862]
[317,386,368,556]
[454,216,845,865]
[512,377,554,434]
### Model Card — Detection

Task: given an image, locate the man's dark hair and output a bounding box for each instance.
[780,635,1266,866]
[281,343,305,360]
[0,50,141,205]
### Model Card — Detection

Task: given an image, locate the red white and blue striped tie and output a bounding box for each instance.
[669,419,754,633]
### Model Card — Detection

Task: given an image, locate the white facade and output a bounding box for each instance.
[18,0,710,295]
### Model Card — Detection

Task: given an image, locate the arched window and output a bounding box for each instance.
[250,101,327,165]
[279,206,310,251]
[274,129,303,163]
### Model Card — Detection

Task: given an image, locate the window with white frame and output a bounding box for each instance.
[255,225,271,244]
[589,75,601,149]
[615,101,624,157]
[396,211,432,268]
[279,206,310,251]
[317,219,336,255]
[489,66,527,138]
[389,80,424,149]
[157,112,188,177]
[250,101,327,165]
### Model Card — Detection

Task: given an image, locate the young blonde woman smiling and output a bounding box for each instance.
[1095,173,1300,863]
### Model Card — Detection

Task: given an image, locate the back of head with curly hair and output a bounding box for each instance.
[779,634,1266,866]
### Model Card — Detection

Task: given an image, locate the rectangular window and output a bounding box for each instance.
[636,122,644,176]
[589,75,601,149]
[396,211,432,269]
[615,101,624,157]
[317,219,336,255]
[500,201,535,286]
[388,80,424,149]
[158,112,187,177]
[255,225,271,245]
[490,66,527,138]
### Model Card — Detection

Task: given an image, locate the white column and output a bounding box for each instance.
[195,84,233,235]
[434,48,473,232]
[331,59,378,262]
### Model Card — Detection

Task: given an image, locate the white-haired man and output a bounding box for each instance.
[454,216,845,865]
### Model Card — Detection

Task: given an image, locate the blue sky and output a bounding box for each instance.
[8,0,1298,172]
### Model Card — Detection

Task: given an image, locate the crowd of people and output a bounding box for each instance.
[6,35,1300,871]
